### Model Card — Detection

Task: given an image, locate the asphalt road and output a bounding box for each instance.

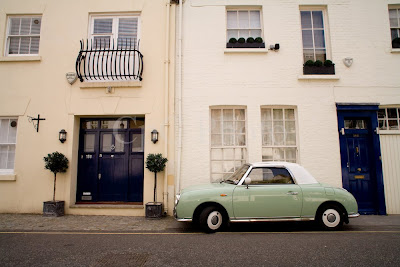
[1,228,400,266]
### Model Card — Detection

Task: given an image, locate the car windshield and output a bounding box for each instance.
[222,164,249,184]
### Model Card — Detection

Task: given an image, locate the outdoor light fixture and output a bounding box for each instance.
[151,129,159,144]
[59,129,67,143]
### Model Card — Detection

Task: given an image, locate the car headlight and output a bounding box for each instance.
[175,193,181,206]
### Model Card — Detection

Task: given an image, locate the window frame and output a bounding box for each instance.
[261,107,298,163]
[299,6,331,63]
[0,117,18,174]
[226,7,264,46]
[4,15,42,56]
[378,107,400,133]
[88,13,141,49]
[246,167,295,185]
[389,7,400,48]
[210,107,248,181]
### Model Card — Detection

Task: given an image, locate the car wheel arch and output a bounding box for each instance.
[316,201,349,224]
[193,202,229,225]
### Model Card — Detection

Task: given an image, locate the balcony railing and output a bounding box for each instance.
[75,38,143,82]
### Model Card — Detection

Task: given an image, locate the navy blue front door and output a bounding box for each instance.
[337,105,386,215]
[77,118,144,203]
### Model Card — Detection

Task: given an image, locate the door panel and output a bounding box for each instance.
[233,184,302,218]
[337,113,380,214]
[77,118,145,203]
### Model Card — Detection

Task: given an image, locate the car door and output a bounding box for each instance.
[232,167,303,219]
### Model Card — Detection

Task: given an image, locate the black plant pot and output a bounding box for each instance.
[226,42,265,48]
[43,201,65,217]
[303,65,335,75]
[145,202,163,219]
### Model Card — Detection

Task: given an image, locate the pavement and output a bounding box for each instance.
[1,214,400,233]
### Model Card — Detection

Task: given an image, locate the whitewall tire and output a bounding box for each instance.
[199,206,225,233]
[318,205,344,230]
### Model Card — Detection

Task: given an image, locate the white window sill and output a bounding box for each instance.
[390,48,400,53]
[0,56,41,62]
[0,174,16,181]
[378,130,400,135]
[80,80,142,89]
[298,75,340,80]
[224,48,269,53]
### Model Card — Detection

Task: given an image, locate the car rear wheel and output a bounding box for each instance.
[318,205,343,230]
[199,206,225,233]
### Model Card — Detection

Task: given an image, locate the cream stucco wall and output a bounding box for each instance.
[0,0,176,215]
[176,0,400,191]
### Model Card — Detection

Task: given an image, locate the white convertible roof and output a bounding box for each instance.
[249,162,319,185]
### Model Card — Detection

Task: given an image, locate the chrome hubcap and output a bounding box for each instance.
[327,213,336,223]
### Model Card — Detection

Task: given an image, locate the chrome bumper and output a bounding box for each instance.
[176,218,193,222]
[348,213,360,218]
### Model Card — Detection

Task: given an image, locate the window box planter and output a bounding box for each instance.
[392,43,400,49]
[303,65,335,75]
[226,42,265,48]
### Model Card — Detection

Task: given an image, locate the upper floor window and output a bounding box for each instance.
[5,16,42,55]
[0,118,18,174]
[226,9,265,48]
[89,15,139,49]
[378,108,400,130]
[261,108,297,163]
[210,108,247,181]
[300,9,327,62]
[389,8,400,48]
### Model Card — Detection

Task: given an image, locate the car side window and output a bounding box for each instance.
[247,167,294,185]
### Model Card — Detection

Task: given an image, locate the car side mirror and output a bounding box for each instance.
[244,177,251,189]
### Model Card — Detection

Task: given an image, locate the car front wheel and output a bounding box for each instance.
[199,206,225,233]
[318,205,343,230]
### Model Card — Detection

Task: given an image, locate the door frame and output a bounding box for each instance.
[76,117,145,204]
[336,104,386,215]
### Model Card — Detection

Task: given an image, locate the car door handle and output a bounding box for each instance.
[287,191,298,195]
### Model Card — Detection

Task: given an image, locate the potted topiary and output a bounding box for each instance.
[43,152,69,217]
[226,36,265,48]
[392,37,400,48]
[145,153,168,218]
[303,59,335,75]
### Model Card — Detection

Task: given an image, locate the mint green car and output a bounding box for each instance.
[174,162,359,232]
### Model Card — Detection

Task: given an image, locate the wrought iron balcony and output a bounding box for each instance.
[75,38,143,82]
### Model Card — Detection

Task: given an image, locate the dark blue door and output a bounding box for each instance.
[337,105,386,215]
[77,118,144,203]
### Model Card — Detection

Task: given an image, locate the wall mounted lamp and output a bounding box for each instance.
[59,129,67,143]
[151,129,159,144]
[269,43,280,51]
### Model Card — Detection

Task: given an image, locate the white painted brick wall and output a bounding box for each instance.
[177,0,400,189]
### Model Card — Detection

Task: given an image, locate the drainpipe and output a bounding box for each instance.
[163,0,171,214]
[176,0,183,194]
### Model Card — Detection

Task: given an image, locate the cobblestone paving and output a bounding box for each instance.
[0,214,183,232]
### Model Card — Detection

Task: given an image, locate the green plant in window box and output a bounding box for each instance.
[314,60,323,67]
[43,152,69,217]
[392,37,400,49]
[303,60,335,75]
[226,37,265,49]
[304,60,315,67]
[228,37,237,44]
[246,37,255,43]
[255,37,263,43]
